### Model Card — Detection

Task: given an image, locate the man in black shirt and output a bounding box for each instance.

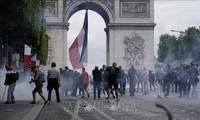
[4,64,18,104]
[107,62,119,103]
[92,66,102,99]
[127,65,137,96]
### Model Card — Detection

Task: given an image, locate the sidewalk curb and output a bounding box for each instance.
[21,102,44,120]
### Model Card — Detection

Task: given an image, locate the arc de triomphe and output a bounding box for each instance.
[45,0,155,70]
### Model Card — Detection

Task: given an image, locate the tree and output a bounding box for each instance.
[180,27,200,62]
[0,0,48,65]
[157,34,177,63]
[157,27,200,64]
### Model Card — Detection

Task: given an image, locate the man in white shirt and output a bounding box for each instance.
[47,62,61,103]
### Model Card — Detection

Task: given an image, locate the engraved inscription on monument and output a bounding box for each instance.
[45,0,58,17]
[120,0,149,17]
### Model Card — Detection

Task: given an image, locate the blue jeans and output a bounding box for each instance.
[93,81,101,98]
[117,79,124,94]
[129,81,136,95]
[7,82,16,102]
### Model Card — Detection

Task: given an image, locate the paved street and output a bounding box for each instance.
[1,92,200,120]
[0,101,34,120]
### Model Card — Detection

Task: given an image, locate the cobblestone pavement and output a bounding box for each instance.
[35,92,200,120]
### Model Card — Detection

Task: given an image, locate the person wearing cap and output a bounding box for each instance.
[29,66,48,104]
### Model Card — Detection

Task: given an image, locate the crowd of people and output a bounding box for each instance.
[155,62,200,99]
[2,61,200,104]
[58,61,200,103]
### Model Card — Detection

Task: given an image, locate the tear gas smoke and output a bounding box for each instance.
[0,66,48,102]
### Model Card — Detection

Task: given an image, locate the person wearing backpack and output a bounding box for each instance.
[47,62,61,103]
[4,64,19,104]
[29,66,48,104]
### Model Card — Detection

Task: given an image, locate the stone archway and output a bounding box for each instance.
[45,0,156,70]
[64,1,114,24]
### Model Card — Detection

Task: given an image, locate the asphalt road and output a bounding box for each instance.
[35,92,200,120]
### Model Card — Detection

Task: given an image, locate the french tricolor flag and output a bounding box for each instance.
[31,54,37,67]
[69,10,88,69]
[24,45,31,67]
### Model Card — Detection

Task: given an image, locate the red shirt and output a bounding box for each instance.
[81,71,89,84]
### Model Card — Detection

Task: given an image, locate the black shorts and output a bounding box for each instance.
[108,80,118,90]
[33,83,43,93]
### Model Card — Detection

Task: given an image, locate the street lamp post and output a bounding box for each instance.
[171,29,185,38]
[171,30,185,34]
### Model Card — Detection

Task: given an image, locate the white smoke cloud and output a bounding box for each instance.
[0,68,48,102]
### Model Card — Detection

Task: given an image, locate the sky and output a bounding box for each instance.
[67,0,200,73]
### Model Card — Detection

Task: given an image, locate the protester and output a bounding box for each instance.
[92,66,102,99]
[107,62,119,103]
[4,64,19,104]
[80,67,90,98]
[29,66,48,104]
[189,61,199,99]
[117,66,124,95]
[173,68,179,93]
[59,67,65,96]
[127,65,137,96]
[143,67,149,95]
[71,71,80,96]
[63,66,70,96]
[101,65,115,99]
[149,70,156,91]
[100,65,106,96]
[121,68,127,95]
[178,64,189,98]
[163,64,172,98]
[136,70,144,93]
[155,64,164,99]
[47,62,61,103]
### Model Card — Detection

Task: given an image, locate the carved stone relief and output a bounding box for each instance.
[64,0,74,9]
[123,34,145,67]
[120,0,149,18]
[45,0,58,17]
[64,0,114,13]
[99,0,114,11]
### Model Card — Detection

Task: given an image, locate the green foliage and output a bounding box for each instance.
[157,27,200,63]
[157,34,177,63]
[0,0,48,65]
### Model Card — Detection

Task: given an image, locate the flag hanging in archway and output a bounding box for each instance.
[69,10,88,69]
